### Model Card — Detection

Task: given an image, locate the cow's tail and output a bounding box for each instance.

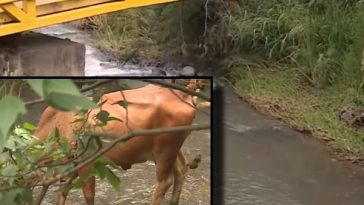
[187,154,202,169]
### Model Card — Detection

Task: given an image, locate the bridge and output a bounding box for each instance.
[0,0,178,36]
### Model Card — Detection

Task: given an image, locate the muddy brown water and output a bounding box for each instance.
[22,80,211,205]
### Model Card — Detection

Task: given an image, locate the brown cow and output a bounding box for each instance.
[33,80,210,205]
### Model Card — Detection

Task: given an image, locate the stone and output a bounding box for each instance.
[151,68,167,76]
[180,66,195,76]
[100,62,118,69]
[122,63,139,70]
[0,32,85,76]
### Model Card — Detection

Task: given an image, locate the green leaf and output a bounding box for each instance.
[0,96,26,152]
[71,172,95,189]
[91,161,120,191]
[0,190,18,205]
[27,149,44,162]
[92,92,103,103]
[45,93,97,112]
[96,111,110,126]
[1,165,18,177]
[0,152,10,164]
[43,79,81,96]
[143,188,152,196]
[44,128,60,153]
[23,122,37,131]
[8,133,32,148]
[104,166,121,191]
[52,149,66,160]
[59,139,71,154]
[4,137,16,150]
[91,161,106,178]
[57,163,74,174]
[39,79,96,112]
[18,188,33,204]
[0,188,34,204]
[27,79,44,98]
[117,100,128,109]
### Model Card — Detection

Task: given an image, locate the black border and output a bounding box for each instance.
[0,76,221,204]
[212,84,223,205]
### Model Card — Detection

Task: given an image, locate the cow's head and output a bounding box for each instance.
[170,79,210,109]
[187,80,210,109]
[186,79,208,91]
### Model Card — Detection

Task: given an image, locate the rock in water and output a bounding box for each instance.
[151,69,167,76]
[181,66,195,76]
[100,62,118,69]
[338,105,364,129]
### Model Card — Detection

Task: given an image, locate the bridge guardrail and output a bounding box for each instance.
[0,0,178,36]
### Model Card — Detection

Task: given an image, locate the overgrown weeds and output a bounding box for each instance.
[234,67,364,155]
[94,0,364,88]
[92,0,364,154]
[224,0,364,88]
[93,0,209,62]
[225,0,364,155]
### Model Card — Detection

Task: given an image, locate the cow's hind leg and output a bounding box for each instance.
[170,151,188,205]
[82,176,96,205]
[78,167,96,205]
[151,155,175,205]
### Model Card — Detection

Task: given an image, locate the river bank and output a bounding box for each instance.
[231,66,364,166]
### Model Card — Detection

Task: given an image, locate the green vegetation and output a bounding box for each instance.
[92,0,216,62]
[226,0,364,156]
[0,79,211,204]
[0,80,119,204]
[93,0,364,155]
[235,68,364,154]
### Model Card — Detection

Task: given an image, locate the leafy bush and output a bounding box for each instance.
[0,80,116,204]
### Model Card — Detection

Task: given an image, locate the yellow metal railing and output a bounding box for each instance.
[0,0,178,36]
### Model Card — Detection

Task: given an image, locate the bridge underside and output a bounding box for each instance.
[0,32,86,76]
[0,0,178,36]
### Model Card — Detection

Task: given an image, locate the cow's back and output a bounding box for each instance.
[34,84,197,170]
[95,87,196,169]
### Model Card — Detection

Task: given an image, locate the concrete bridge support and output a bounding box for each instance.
[0,32,85,76]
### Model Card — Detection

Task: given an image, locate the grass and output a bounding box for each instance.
[91,10,166,62]
[92,0,208,63]
[233,66,364,155]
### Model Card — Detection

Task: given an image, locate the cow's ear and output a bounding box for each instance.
[186,80,197,90]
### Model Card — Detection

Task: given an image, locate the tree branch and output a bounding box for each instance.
[25,79,210,108]
[141,79,210,102]
[24,98,44,107]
